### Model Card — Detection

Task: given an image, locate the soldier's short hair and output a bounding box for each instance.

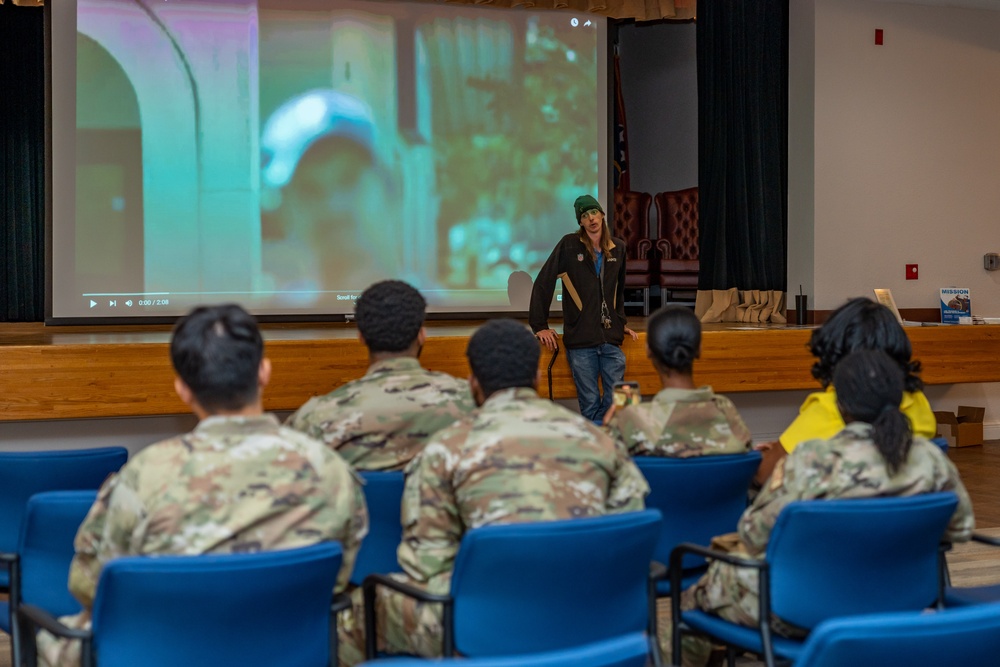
[647,305,701,374]
[355,281,426,353]
[467,319,539,398]
[171,304,264,412]
[809,297,922,392]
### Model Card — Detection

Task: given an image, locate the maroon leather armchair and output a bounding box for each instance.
[654,187,699,303]
[612,190,654,316]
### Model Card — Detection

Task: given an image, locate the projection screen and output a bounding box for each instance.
[48,0,610,321]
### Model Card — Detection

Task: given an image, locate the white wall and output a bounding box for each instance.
[792,0,1000,313]
[788,0,1000,436]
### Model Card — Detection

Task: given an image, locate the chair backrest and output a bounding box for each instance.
[767,493,958,630]
[365,632,652,667]
[612,190,652,256]
[352,471,405,585]
[18,491,98,618]
[90,542,342,667]
[794,604,1000,667]
[449,510,662,657]
[654,187,699,261]
[0,448,127,554]
[635,453,760,570]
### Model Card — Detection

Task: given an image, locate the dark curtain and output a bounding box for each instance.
[696,0,788,294]
[0,2,46,321]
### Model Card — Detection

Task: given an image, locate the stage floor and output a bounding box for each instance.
[2,320,999,422]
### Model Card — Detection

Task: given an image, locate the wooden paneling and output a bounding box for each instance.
[1,322,999,422]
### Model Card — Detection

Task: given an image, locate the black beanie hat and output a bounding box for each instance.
[574,195,604,222]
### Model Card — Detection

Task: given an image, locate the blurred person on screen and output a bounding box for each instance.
[37,305,368,667]
[260,89,399,303]
[286,280,474,471]
[529,194,638,423]
[337,319,649,663]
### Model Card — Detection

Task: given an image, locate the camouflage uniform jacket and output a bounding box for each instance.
[397,387,649,584]
[607,386,752,457]
[739,422,974,557]
[287,357,474,471]
[69,414,369,606]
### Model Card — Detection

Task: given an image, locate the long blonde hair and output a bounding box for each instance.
[577,215,614,262]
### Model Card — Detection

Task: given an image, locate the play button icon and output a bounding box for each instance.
[89,300,97,308]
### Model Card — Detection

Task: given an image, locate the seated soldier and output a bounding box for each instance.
[39,304,368,667]
[754,297,937,485]
[603,305,752,457]
[675,349,974,667]
[339,318,650,664]
[286,280,474,471]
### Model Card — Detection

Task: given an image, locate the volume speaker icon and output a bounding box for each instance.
[125,300,133,307]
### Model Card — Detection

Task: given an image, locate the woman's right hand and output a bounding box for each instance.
[753,440,787,487]
[536,329,559,352]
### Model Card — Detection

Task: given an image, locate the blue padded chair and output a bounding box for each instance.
[635,452,761,596]
[363,510,663,662]
[352,471,405,585]
[794,604,1000,667]
[670,493,958,667]
[19,542,343,667]
[362,632,653,667]
[0,447,128,591]
[931,436,949,452]
[0,491,96,666]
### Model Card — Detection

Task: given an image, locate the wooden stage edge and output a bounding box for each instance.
[2,320,1000,422]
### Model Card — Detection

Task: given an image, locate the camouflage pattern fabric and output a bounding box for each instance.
[338,387,649,664]
[38,414,368,667]
[287,357,474,471]
[607,386,752,457]
[673,422,974,667]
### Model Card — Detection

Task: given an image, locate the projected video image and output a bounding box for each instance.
[58,0,605,318]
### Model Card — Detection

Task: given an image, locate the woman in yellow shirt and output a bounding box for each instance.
[756,297,936,484]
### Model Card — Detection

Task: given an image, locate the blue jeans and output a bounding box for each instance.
[565,344,626,423]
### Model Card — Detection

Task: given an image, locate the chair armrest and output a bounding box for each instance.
[668,542,771,667]
[362,573,454,660]
[19,603,92,640]
[20,604,94,667]
[362,573,451,605]
[0,551,17,564]
[655,239,672,259]
[669,543,763,571]
[637,239,652,260]
[331,591,352,615]
[971,533,1000,547]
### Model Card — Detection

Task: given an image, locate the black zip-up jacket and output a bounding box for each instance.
[529,231,628,349]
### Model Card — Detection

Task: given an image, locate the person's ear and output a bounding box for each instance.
[417,327,427,346]
[358,331,366,346]
[258,357,272,390]
[469,375,485,407]
[535,369,542,390]
[174,376,194,407]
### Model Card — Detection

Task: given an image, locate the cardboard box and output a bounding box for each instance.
[934,406,985,448]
